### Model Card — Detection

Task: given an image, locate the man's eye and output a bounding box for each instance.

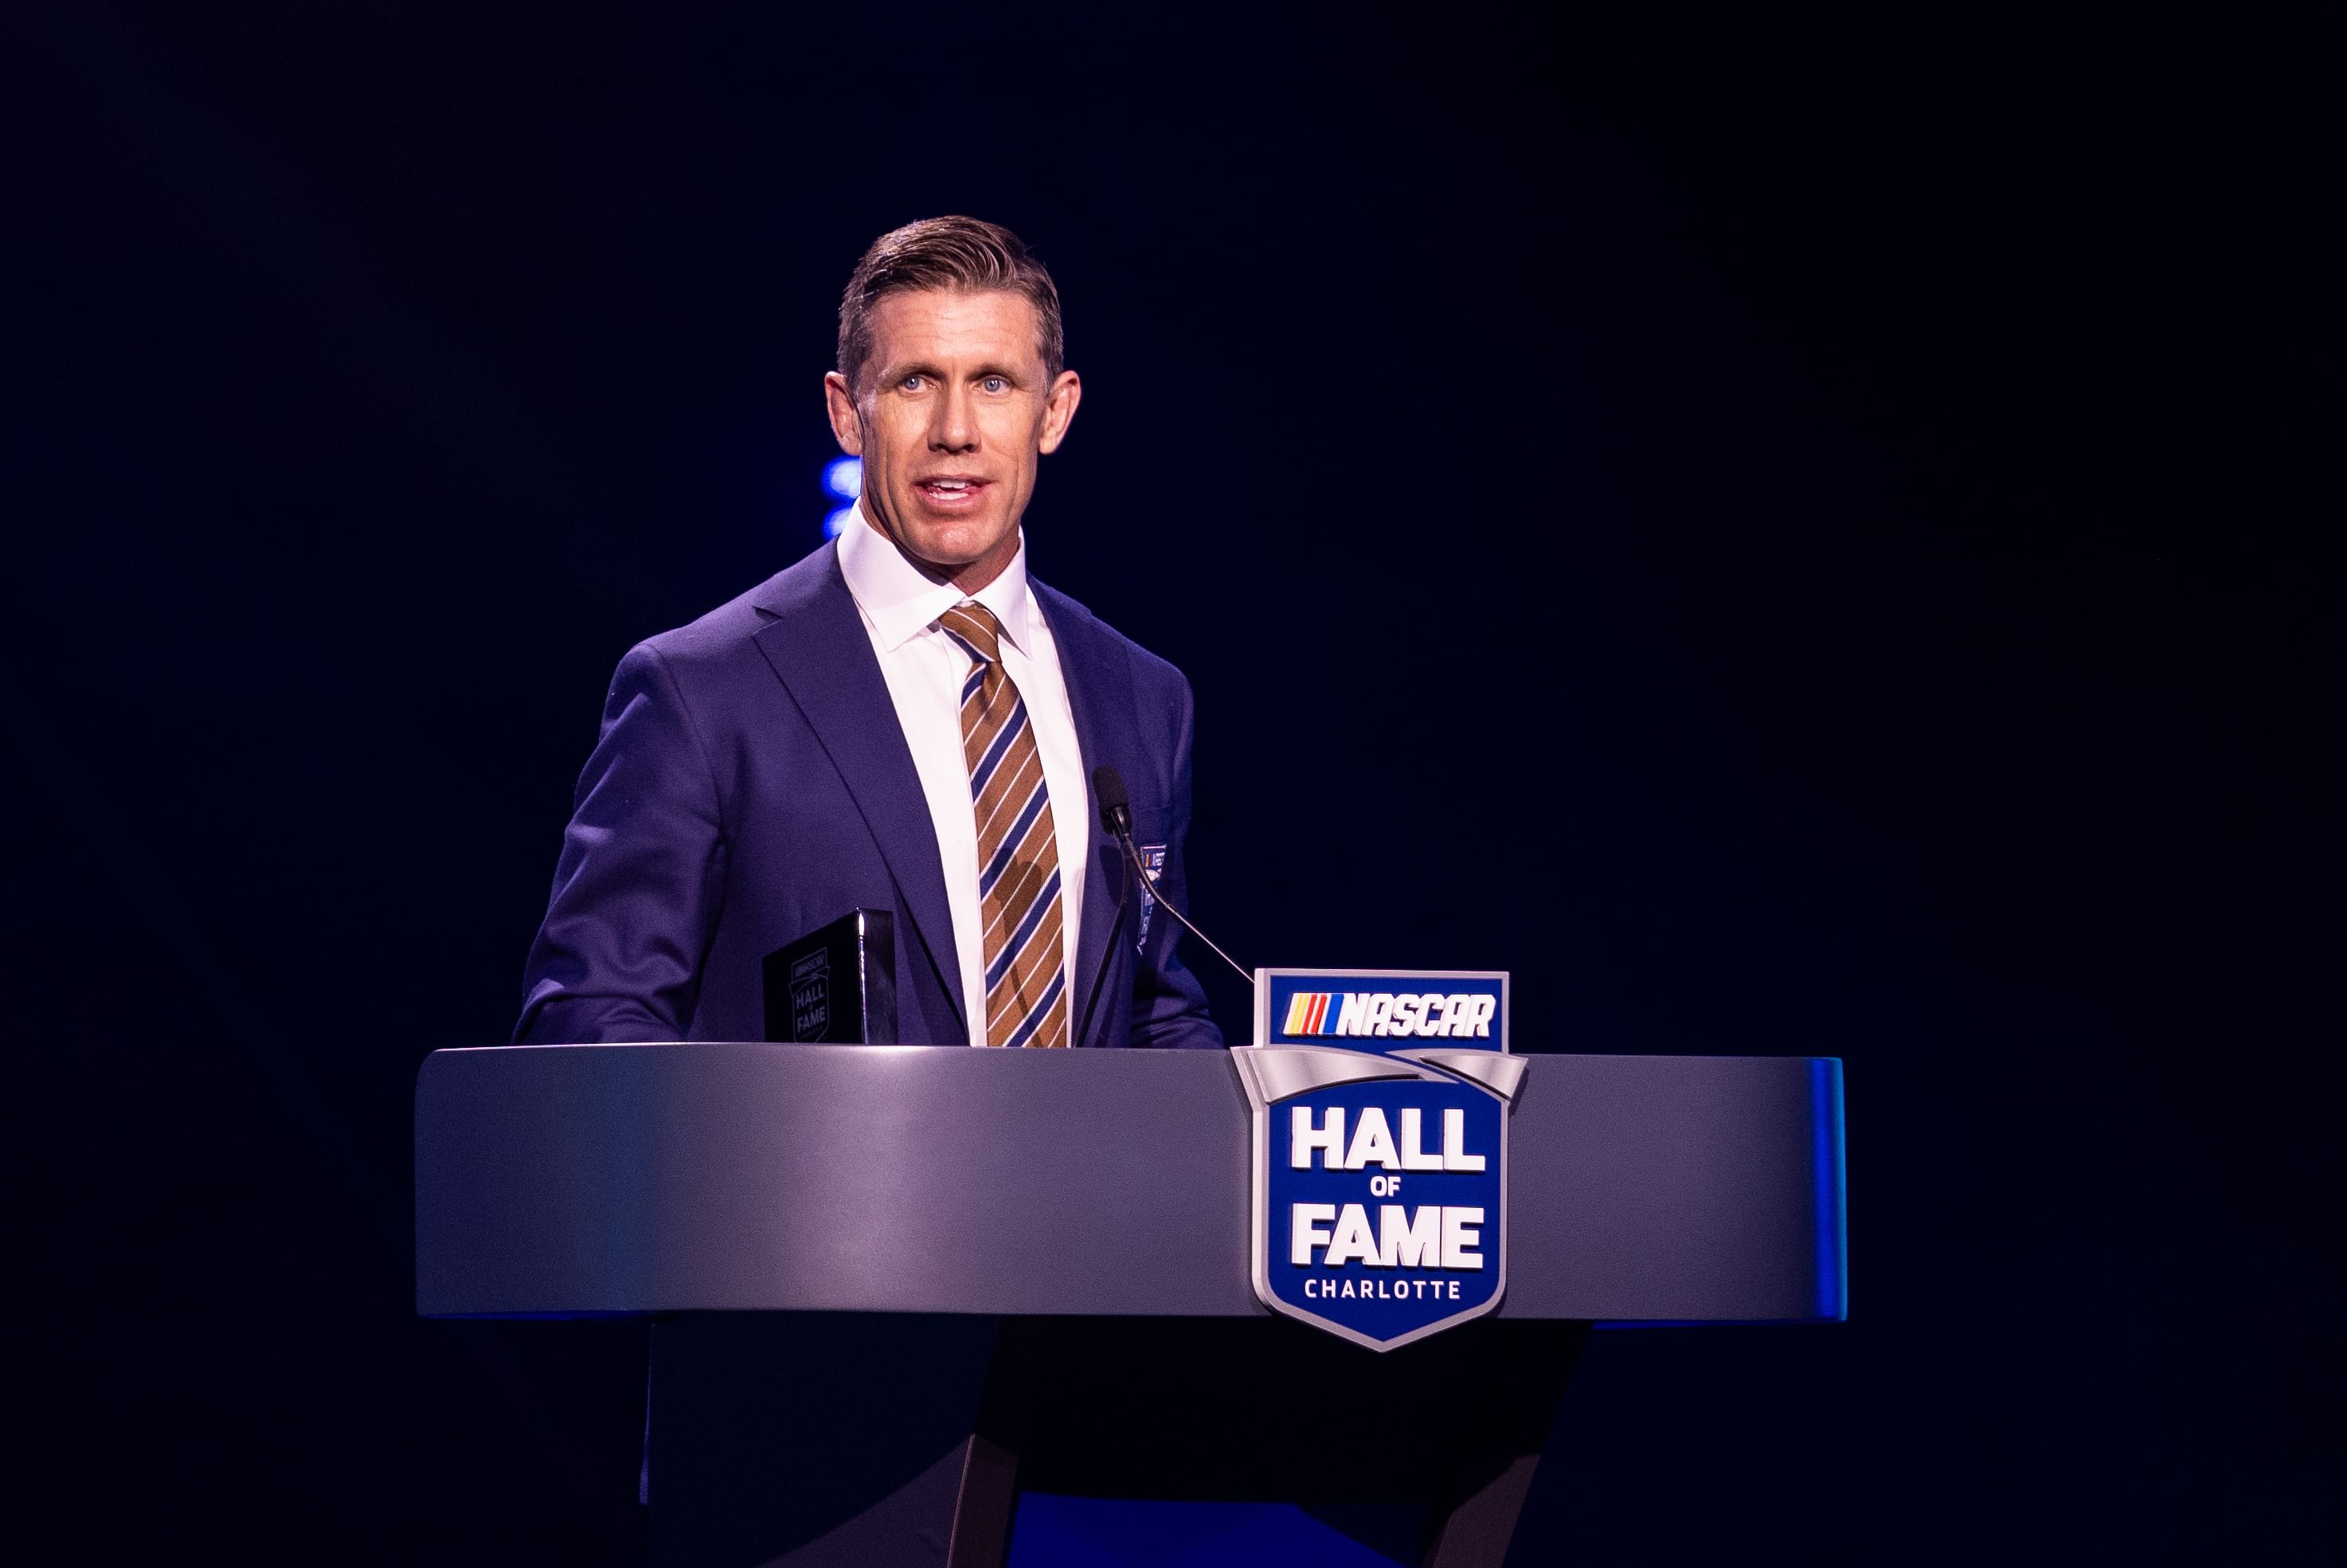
[899,374,926,393]
[981,376,1008,393]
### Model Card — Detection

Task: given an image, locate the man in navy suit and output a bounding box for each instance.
[515,217,1222,1051]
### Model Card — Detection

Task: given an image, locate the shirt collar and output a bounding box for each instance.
[835,499,1038,655]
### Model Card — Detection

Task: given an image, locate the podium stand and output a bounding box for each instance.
[417,1045,1844,1566]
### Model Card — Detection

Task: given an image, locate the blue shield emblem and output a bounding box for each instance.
[1233,969,1524,1351]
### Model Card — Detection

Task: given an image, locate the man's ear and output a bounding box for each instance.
[823,371,863,455]
[1035,370,1083,455]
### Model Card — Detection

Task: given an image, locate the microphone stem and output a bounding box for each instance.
[1070,882,1129,1050]
[1118,829,1251,989]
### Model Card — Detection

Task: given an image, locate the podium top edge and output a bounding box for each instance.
[420,1043,1845,1066]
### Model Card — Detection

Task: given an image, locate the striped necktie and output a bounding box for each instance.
[937,602,1069,1049]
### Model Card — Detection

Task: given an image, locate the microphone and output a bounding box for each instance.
[1094,763,1133,837]
[1089,764,1252,990]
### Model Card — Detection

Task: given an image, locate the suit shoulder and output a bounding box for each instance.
[1035,579,1193,698]
[632,542,841,673]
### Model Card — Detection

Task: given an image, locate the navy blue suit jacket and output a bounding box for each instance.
[515,541,1222,1050]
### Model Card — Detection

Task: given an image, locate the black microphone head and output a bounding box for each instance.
[1092,764,1132,835]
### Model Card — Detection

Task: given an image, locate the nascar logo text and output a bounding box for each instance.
[1279,991,1496,1039]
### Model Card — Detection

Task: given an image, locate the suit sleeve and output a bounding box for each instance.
[1128,672,1226,1050]
[513,643,730,1044]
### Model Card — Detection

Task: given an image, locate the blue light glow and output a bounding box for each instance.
[1010,1496,1406,1567]
[823,456,864,499]
[1811,1056,1848,1320]
[823,504,858,539]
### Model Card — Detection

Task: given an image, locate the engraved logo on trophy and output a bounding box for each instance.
[1231,969,1525,1351]
[788,949,831,1042]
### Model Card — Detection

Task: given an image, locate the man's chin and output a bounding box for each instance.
[887,518,1017,585]
[918,530,990,563]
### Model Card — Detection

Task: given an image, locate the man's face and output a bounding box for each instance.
[824,287,1082,592]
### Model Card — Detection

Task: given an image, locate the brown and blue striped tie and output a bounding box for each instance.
[937,603,1069,1049]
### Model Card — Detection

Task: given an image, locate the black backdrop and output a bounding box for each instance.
[6,4,2336,1562]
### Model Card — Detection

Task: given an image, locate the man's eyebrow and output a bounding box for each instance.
[878,358,1028,385]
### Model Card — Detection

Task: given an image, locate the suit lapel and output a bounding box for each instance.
[750,547,966,1042]
[1036,581,1140,1049]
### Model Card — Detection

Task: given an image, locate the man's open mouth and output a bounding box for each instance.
[915,478,988,507]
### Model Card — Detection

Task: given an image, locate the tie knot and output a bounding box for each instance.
[938,601,1004,667]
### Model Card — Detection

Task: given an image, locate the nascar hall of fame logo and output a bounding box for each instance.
[788,948,830,1040]
[1230,969,1528,1351]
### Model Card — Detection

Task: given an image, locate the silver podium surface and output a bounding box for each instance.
[415,1044,1846,1325]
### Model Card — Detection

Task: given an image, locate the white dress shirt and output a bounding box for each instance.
[835,505,1091,1043]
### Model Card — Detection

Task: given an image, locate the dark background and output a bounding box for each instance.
[6,3,2336,1562]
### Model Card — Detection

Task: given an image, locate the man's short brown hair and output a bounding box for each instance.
[836,216,1064,396]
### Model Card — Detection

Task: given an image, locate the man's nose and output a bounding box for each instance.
[929,381,977,452]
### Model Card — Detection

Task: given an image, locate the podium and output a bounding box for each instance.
[417,1045,1844,1566]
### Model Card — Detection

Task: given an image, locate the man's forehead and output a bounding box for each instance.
[867,287,1044,365]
